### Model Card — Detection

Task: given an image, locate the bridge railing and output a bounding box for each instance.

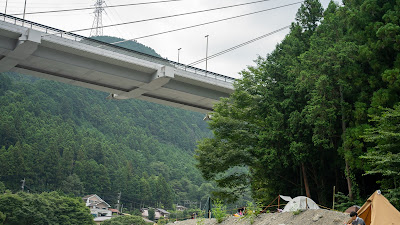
[0,13,236,84]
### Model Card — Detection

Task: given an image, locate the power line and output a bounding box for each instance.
[106,2,301,46]
[51,0,291,34]
[187,25,291,66]
[104,1,136,38]
[10,0,186,16]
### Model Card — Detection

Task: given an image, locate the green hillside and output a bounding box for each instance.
[0,37,215,210]
[90,36,161,58]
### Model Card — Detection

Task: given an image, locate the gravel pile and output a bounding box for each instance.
[168,209,350,225]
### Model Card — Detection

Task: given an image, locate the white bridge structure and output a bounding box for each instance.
[0,13,235,113]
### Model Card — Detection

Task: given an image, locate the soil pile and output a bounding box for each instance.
[168,209,350,225]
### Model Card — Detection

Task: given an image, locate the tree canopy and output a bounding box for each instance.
[0,191,95,225]
[196,0,400,209]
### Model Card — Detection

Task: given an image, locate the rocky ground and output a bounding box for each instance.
[167,209,350,225]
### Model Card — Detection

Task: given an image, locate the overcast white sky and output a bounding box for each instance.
[1,0,333,78]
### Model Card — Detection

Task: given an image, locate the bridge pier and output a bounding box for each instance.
[0,28,41,72]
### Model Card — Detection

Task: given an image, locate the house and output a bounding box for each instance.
[176,205,187,211]
[82,194,112,218]
[110,208,121,216]
[156,208,170,218]
[93,216,112,225]
[141,208,170,220]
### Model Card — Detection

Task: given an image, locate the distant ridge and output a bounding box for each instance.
[90,36,161,58]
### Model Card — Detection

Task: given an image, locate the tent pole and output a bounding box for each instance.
[262,195,279,213]
[333,186,335,210]
[278,194,280,211]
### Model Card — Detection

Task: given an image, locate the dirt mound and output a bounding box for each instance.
[168,209,350,225]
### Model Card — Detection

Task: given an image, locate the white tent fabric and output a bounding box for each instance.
[282,196,320,212]
[279,195,293,202]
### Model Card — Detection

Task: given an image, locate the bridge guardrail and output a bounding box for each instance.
[0,13,236,84]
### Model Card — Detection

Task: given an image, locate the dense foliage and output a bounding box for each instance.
[0,191,95,225]
[101,215,150,225]
[196,0,400,209]
[0,36,216,210]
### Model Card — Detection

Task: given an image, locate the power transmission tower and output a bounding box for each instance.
[90,0,105,37]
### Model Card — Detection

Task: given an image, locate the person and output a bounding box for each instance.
[347,211,366,225]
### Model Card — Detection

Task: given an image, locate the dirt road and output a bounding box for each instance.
[168,209,350,225]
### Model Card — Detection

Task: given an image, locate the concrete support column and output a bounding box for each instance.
[111,66,175,99]
[0,28,41,72]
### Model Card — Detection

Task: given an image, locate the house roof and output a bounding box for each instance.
[156,208,170,214]
[143,218,154,223]
[82,194,111,208]
[82,194,96,199]
[93,216,112,222]
[110,208,120,213]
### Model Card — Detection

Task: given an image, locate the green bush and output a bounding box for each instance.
[240,201,261,224]
[0,191,95,225]
[293,209,303,215]
[101,215,149,225]
[148,208,155,221]
[334,191,363,212]
[211,199,226,223]
[157,217,168,224]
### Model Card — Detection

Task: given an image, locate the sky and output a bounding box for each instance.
[1,0,333,79]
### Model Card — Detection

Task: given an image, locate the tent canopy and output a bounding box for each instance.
[345,205,360,214]
[357,190,400,225]
[281,196,319,212]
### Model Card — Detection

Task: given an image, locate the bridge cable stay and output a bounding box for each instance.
[42,0,299,35]
[187,25,291,66]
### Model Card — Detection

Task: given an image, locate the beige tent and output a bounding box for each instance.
[357,190,400,225]
[345,205,360,214]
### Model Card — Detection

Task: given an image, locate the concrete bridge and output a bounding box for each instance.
[0,13,235,113]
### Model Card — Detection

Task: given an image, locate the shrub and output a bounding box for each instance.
[240,201,261,224]
[293,209,303,215]
[101,215,149,225]
[211,199,226,223]
[148,208,155,221]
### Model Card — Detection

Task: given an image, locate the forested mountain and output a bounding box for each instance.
[90,36,161,58]
[196,0,400,210]
[0,36,216,210]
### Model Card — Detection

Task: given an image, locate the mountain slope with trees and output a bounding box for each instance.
[0,36,216,211]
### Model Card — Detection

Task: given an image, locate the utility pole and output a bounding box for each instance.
[4,0,8,15]
[22,0,27,26]
[90,0,105,37]
[21,178,25,192]
[116,192,122,213]
[178,48,182,63]
[205,35,209,72]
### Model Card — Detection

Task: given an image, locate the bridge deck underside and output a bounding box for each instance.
[0,20,234,113]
